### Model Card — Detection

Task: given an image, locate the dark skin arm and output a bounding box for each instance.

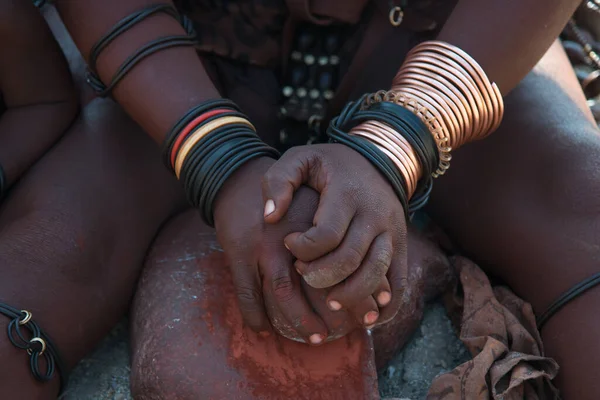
[55,0,342,343]
[438,0,581,94]
[55,0,219,144]
[0,0,77,188]
[261,0,583,316]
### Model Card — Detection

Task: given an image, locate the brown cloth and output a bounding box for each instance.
[427,257,560,400]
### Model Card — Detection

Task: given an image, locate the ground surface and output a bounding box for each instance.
[63,303,467,400]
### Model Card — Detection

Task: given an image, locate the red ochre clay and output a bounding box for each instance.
[199,251,379,399]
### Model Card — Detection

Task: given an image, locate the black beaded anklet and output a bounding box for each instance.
[0,303,67,394]
[537,272,600,330]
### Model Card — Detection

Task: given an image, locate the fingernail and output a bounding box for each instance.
[328,300,342,311]
[264,199,275,217]
[377,291,392,306]
[309,334,323,345]
[295,267,302,275]
[364,311,379,325]
[365,324,376,330]
[284,242,290,251]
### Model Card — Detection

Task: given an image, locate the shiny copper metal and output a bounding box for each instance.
[350,122,418,196]
[394,69,472,146]
[399,59,482,138]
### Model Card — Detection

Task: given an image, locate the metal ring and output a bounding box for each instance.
[389,6,404,27]
[19,310,32,326]
[28,337,47,356]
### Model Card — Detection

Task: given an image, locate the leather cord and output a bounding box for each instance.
[86,4,198,97]
[0,303,68,394]
[537,272,600,330]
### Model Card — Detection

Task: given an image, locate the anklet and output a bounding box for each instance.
[0,303,67,394]
[537,272,600,330]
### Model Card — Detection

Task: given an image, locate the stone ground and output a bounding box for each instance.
[62,303,468,400]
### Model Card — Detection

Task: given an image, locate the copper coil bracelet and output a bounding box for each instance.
[364,90,452,177]
[391,40,504,153]
[0,303,67,394]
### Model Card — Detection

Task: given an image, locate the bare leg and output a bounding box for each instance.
[428,41,600,399]
[130,204,452,400]
[0,98,183,398]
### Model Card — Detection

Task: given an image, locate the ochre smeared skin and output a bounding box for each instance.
[131,192,455,400]
[131,212,379,400]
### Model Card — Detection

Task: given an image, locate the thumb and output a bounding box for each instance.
[261,148,324,224]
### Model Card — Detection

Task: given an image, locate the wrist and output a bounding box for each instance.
[213,156,276,228]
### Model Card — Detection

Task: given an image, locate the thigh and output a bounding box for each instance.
[428,41,600,399]
[0,98,184,398]
[130,210,380,400]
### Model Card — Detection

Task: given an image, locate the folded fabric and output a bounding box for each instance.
[427,257,560,400]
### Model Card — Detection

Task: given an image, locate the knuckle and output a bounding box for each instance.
[235,284,262,308]
[271,274,295,303]
[262,169,279,189]
[316,225,345,248]
[339,246,363,274]
[372,247,393,275]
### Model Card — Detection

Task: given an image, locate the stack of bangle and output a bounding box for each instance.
[329,40,503,214]
[328,93,438,217]
[391,40,504,175]
[163,99,280,226]
[0,164,5,200]
[86,4,197,97]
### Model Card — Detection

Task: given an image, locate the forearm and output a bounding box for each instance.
[55,0,220,144]
[438,0,581,94]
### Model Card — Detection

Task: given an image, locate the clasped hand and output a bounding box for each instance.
[213,144,409,344]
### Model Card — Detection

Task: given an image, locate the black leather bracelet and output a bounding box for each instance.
[86,4,198,97]
[0,303,68,394]
[88,4,179,76]
[182,128,257,205]
[328,123,409,220]
[360,102,438,213]
[328,94,439,217]
[88,36,197,97]
[205,146,279,225]
[180,125,279,226]
[537,272,600,330]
